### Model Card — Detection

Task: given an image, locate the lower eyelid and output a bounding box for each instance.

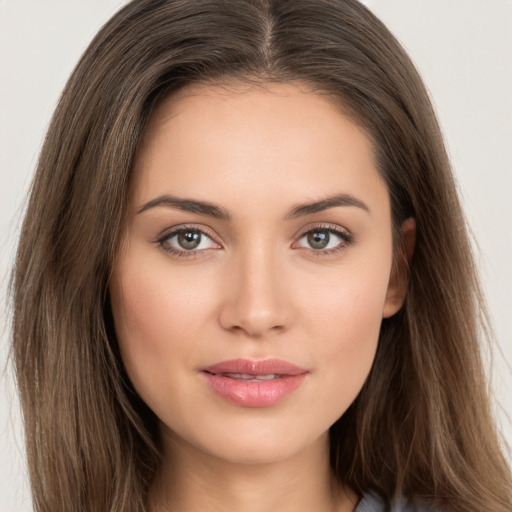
[154,225,221,257]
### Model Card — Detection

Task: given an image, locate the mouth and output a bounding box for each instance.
[207,373,286,382]
[200,359,308,407]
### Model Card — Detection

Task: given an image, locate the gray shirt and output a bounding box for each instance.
[355,493,438,511]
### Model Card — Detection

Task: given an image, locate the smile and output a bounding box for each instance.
[200,359,308,407]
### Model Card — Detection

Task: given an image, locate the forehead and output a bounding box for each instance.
[131,82,387,216]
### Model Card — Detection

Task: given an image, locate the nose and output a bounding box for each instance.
[218,245,291,338]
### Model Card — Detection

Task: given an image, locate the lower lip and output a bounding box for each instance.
[201,372,307,407]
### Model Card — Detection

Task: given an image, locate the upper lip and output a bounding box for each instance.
[201,358,308,376]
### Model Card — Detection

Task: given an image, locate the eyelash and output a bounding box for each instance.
[156,224,219,259]
[156,223,354,259]
[295,224,354,257]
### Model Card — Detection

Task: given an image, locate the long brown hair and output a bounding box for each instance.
[11,1,511,511]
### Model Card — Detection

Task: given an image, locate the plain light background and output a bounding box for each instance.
[1,1,511,510]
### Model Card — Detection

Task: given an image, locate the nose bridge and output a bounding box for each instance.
[219,237,289,337]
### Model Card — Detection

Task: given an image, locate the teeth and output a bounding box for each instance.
[222,373,281,381]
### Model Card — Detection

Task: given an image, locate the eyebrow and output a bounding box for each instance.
[137,192,370,220]
[285,193,370,219]
[137,194,232,220]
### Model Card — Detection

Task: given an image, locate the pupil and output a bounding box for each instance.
[307,230,329,249]
[178,230,201,250]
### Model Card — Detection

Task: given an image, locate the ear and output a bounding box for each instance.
[383,217,416,318]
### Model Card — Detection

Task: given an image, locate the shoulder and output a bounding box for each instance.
[355,492,440,512]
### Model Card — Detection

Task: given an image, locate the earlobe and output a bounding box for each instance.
[383,217,416,318]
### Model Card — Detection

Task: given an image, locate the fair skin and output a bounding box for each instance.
[110,82,413,512]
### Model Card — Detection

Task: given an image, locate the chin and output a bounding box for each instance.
[162,415,330,467]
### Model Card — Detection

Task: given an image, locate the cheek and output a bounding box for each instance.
[109,252,217,401]
[298,255,392,415]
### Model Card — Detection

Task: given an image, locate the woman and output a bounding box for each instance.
[11,1,512,511]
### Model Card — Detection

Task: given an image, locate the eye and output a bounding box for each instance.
[294,226,352,253]
[158,226,220,256]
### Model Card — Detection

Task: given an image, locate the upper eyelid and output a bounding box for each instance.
[294,222,352,239]
[157,226,221,257]
[292,224,353,251]
[158,224,219,242]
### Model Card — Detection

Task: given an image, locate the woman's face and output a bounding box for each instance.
[110,83,405,465]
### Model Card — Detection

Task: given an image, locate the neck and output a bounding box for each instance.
[148,429,358,512]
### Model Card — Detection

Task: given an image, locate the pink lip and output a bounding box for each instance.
[200,358,308,407]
